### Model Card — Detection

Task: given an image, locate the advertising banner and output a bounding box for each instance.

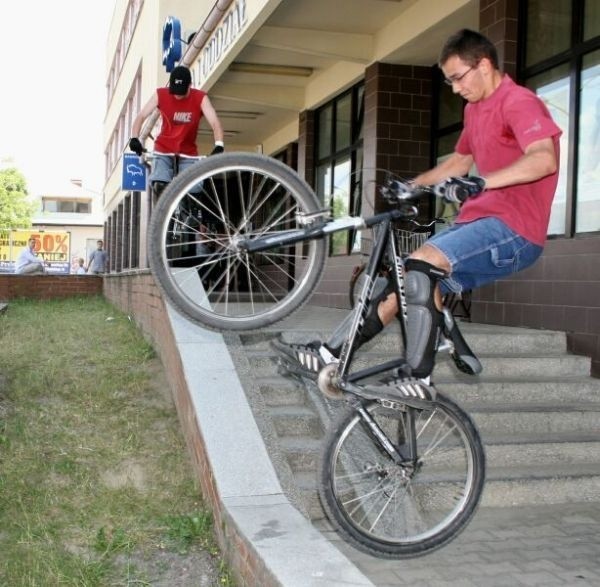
[0,230,71,274]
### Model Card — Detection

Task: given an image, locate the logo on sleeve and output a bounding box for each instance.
[523,119,542,135]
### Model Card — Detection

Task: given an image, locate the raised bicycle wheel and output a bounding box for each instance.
[318,392,485,558]
[148,152,327,331]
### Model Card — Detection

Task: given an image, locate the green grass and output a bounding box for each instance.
[0,296,235,586]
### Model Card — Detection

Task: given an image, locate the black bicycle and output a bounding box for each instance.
[148,152,485,558]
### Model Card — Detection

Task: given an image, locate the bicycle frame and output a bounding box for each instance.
[243,206,419,386]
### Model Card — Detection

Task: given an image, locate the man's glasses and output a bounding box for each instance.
[444,66,475,86]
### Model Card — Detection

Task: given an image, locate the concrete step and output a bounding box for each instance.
[279,436,322,472]
[439,377,600,406]
[345,352,592,379]
[245,350,591,380]
[294,462,600,520]
[282,432,600,476]
[359,328,567,356]
[235,313,600,521]
[471,403,600,436]
[269,405,323,438]
[482,463,600,506]
[242,324,568,356]
[257,376,306,407]
[485,433,600,468]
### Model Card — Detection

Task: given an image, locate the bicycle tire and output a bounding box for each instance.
[318,392,485,558]
[148,152,327,331]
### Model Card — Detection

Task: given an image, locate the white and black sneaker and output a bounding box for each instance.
[271,337,339,379]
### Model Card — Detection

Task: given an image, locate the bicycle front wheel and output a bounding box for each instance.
[318,393,485,558]
[148,152,327,331]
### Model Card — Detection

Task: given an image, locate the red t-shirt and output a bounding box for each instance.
[455,75,562,246]
[155,87,206,156]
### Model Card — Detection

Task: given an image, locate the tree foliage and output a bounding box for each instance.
[0,168,36,229]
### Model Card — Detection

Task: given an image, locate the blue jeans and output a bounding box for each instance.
[150,154,204,194]
[424,217,543,294]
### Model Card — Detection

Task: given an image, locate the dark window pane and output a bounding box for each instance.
[318,104,333,159]
[355,86,365,142]
[336,93,352,151]
[585,0,600,40]
[436,130,461,160]
[576,50,600,233]
[434,131,461,224]
[438,82,463,128]
[525,0,571,66]
[526,65,570,235]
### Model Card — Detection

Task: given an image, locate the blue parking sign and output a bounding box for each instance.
[122,153,147,190]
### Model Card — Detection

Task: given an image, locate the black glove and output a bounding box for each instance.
[129,137,146,156]
[210,143,224,155]
[434,176,486,204]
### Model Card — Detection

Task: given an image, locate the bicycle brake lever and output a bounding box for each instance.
[296,209,332,226]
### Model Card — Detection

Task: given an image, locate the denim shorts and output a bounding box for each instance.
[424,217,543,294]
[150,154,204,193]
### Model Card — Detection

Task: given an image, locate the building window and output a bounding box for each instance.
[521,0,600,236]
[315,84,364,255]
[430,71,466,226]
[42,198,91,214]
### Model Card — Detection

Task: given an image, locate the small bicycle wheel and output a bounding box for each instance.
[148,152,327,331]
[318,392,485,558]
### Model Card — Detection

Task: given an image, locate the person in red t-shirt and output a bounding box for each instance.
[273,28,562,383]
[129,65,224,198]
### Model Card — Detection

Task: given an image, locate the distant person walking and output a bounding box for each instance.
[76,258,86,274]
[15,237,46,275]
[87,240,108,274]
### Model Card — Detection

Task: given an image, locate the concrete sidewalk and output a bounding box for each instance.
[169,300,600,586]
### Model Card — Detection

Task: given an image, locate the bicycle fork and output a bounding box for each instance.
[348,394,418,467]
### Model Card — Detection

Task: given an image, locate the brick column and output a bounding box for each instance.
[363,62,432,215]
[479,0,519,77]
[298,110,316,189]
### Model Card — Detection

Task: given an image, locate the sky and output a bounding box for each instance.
[0,1,115,195]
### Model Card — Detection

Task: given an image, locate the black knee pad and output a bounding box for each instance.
[403,259,445,378]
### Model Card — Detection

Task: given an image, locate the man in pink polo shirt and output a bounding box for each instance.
[274,29,562,383]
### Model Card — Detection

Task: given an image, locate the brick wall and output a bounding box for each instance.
[102,271,281,586]
[471,236,600,377]
[363,62,432,216]
[0,274,103,301]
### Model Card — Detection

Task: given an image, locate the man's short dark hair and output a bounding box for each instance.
[439,29,499,69]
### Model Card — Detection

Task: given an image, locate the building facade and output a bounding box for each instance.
[103,0,600,374]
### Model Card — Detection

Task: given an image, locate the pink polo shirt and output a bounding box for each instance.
[455,75,562,246]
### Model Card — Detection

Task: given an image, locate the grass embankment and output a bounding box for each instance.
[0,296,233,586]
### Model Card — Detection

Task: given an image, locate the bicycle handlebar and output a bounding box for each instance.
[381,178,469,203]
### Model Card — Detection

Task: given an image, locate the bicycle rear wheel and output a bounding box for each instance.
[148,152,327,331]
[318,392,485,558]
